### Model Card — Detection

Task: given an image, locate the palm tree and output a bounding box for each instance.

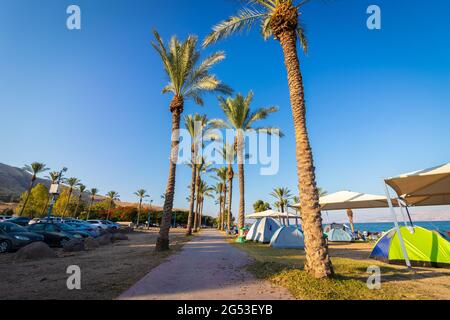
[210,92,281,231]
[62,177,81,218]
[218,143,236,232]
[86,188,98,220]
[73,184,86,218]
[270,187,292,213]
[184,113,217,235]
[19,162,49,217]
[106,191,120,220]
[134,189,150,228]
[213,182,225,230]
[196,180,214,231]
[204,0,334,278]
[41,171,60,216]
[191,158,214,232]
[318,187,328,197]
[213,167,228,231]
[151,30,232,251]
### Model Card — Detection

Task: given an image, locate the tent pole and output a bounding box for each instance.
[397,199,409,227]
[383,181,412,269]
[404,205,415,228]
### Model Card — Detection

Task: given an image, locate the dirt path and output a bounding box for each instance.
[119,230,294,300]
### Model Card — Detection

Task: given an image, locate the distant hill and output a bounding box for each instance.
[0,163,51,202]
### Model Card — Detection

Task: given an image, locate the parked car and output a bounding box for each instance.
[8,217,31,226]
[65,222,100,238]
[86,220,119,230]
[27,222,89,247]
[0,222,44,253]
[0,216,12,222]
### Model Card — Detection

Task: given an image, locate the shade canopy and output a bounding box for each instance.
[385,163,450,206]
[246,209,300,219]
[291,190,397,211]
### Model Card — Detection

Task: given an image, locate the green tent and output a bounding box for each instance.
[370,226,450,268]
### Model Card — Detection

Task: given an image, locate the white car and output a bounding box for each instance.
[86,220,110,230]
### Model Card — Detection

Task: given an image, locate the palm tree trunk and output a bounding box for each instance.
[186,152,197,235]
[193,198,200,232]
[62,189,73,218]
[221,185,227,231]
[107,200,112,220]
[87,198,94,221]
[19,177,35,217]
[278,29,334,278]
[199,198,204,231]
[237,133,245,230]
[74,196,81,218]
[137,199,142,228]
[156,97,183,252]
[217,197,223,230]
[347,209,355,233]
[227,166,233,232]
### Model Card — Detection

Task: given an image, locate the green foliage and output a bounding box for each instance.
[54,190,78,217]
[253,200,271,212]
[15,184,49,217]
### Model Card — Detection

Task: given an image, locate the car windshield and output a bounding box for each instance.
[0,222,27,233]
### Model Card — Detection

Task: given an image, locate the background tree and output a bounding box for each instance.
[152,30,232,251]
[106,191,120,220]
[204,0,334,278]
[54,190,78,217]
[86,188,98,220]
[253,200,271,213]
[19,162,49,217]
[210,92,281,231]
[62,177,81,218]
[134,189,149,227]
[270,187,292,213]
[218,143,236,232]
[213,167,228,231]
[74,184,86,218]
[15,184,49,218]
[196,180,214,231]
[213,182,225,230]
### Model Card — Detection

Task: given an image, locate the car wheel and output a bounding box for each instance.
[59,238,69,247]
[0,240,11,253]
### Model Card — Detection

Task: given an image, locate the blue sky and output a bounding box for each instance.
[1,0,449,221]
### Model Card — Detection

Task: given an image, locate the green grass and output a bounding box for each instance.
[232,241,421,300]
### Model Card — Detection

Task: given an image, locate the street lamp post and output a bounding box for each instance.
[47,167,68,219]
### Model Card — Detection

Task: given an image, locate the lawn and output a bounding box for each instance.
[232,240,450,300]
[0,228,191,300]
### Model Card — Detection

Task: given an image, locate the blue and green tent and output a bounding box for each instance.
[370,226,450,268]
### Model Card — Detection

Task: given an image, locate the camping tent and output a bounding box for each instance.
[370,226,450,268]
[270,226,305,249]
[383,163,450,268]
[253,217,281,243]
[324,223,353,242]
[246,220,261,241]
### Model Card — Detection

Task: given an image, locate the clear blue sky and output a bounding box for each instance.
[1,0,449,220]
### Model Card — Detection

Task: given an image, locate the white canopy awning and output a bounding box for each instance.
[385,163,450,206]
[291,190,397,211]
[246,209,300,219]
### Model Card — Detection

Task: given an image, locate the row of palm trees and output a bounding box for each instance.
[153,0,334,278]
[19,162,122,220]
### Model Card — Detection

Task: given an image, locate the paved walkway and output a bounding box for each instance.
[119,230,293,300]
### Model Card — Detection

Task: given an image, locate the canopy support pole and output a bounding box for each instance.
[383,181,412,269]
[397,200,409,227]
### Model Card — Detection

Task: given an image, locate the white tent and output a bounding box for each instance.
[291,190,398,210]
[246,210,299,219]
[270,226,305,249]
[253,217,281,243]
[383,162,450,268]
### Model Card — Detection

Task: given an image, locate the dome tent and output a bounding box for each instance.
[246,220,262,241]
[370,226,450,268]
[324,223,353,242]
[270,226,304,249]
[253,217,280,243]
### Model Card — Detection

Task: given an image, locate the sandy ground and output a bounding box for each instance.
[119,230,294,300]
[0,228,188,300]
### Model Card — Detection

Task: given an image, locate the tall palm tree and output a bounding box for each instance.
[41,171,60,216]
[86,188,98,220]
[196,180,214,231]
[270,187,292,213]
[106,191,120,220]
[134,189,150,228]
[73,184,86,218]
[184,114,217,235]
[213,182,225,230]
[191,158,214,232]
[151,30,232,251]
[218,143,236,232]
[20,162,49,217]
[210,92,281,231]
[204,0,334,278]
[62,177,81,218]
[213,167,228,231]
